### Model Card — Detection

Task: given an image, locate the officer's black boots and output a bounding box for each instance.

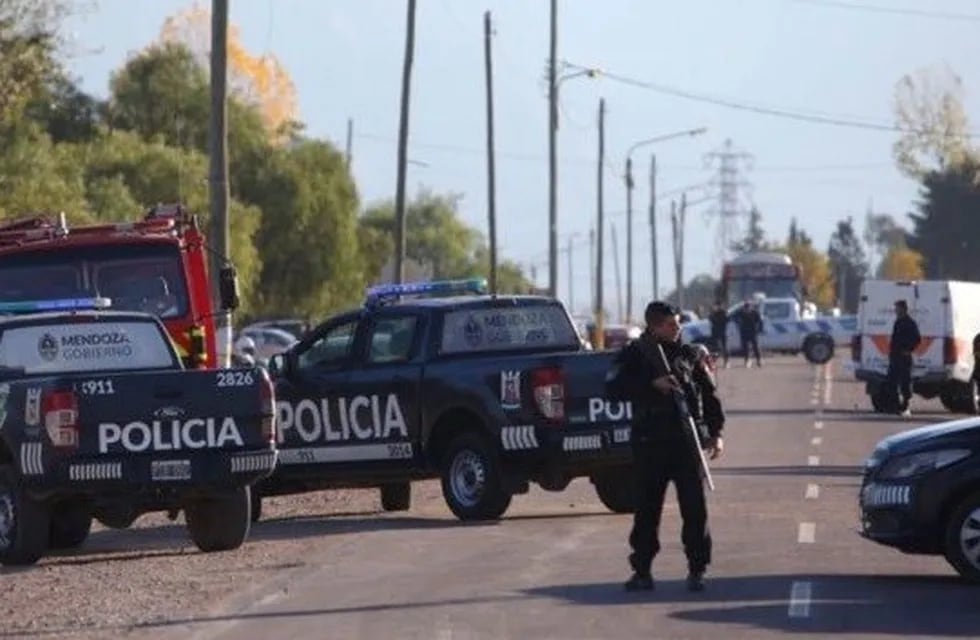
[624,573,655,592]
[686,571,705,592]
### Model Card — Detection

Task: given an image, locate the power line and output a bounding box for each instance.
[563,62,980,137]
[789,0,980,22]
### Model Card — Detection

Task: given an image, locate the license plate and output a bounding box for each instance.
[151,459,191,481]
[613,427,631,443]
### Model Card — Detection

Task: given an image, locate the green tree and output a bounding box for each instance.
[908,158,980,279]
[242,140,363,320]
[730,205,770,253]
[0,124,89,221]
[878,245,925,280]
[828,217,869,313]
[665,274,720,312]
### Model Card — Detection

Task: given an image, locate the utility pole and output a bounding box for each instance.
[393,0,417,284]
[611,221,622,323]
[671,194,688,309]
[208,0,230,367]
[624,156,634,322]
[484,11,498,294]
[566,235,575,311]
[345,117,353,168]
[547,0,558,298]
[589,226,595,313]
[594,97,605,349]
[649,154,658,300]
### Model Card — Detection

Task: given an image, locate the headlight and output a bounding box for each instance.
[877,449,972,479]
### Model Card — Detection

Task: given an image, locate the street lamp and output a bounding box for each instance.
[548,63,600,300]
[565,232,581,312]
[624,127,707,321]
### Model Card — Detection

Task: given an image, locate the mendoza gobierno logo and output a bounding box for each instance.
[38,330,133,362]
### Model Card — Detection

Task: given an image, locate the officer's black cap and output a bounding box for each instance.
[644,301,679,325]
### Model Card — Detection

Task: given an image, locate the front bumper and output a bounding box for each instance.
[858,475,941,553]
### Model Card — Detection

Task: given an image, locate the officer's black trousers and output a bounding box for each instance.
[629,439,711,576]
[740,333,761,364]
[887,354,913,409]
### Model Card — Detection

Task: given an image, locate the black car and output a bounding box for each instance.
[859,418,980,581]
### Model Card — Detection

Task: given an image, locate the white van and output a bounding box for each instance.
[852,279,980,413]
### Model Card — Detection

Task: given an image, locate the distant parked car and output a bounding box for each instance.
[242,318,309,341]
[239,326,298,364]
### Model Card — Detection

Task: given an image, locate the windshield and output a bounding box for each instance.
[0,318,179,375]
[0,244,189,319]
[725,278,801,307]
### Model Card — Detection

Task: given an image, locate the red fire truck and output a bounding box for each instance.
[0,204,239,368]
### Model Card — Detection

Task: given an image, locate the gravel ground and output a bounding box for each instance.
[0,482,447,640]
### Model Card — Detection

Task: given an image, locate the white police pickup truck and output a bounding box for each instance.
[682,297,857,364]
[0,298,277,566]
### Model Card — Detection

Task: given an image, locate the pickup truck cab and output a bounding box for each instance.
[0,298,277,566]
[682,296,855,364]
[262,279,633,521]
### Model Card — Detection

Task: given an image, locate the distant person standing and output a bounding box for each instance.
[707,302,729,368]
[889,300,921,416]
[733,301,763,368]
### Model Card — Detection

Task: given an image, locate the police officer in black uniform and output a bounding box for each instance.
[611,301,725,592]
[889,299,921,415]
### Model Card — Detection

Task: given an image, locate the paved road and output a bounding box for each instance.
[138,356,978,640]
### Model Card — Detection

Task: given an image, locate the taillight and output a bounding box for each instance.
[42,389,79,450]
[189,324,207,369]
[944,337,957,365]
[851,335,861,362]
[259,371,276,443]
[531,367,565,421]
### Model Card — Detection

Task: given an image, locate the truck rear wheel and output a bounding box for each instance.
[440,432,512,521]
[185,486,251,553]
[380,482,411,512]
[49,502,93,550]
[803,335,834,365]
[249,486,262,523]
[944,490,980,582]
[870,384,899,414]
[591,466,635,513]
[0,464,50,566]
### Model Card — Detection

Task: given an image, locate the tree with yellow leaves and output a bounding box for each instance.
[157,3,298,144]
[878,245,925,281]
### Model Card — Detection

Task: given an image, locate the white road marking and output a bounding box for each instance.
[814,421,824,430]
[808,455,820,466]
[788,580,813,618]
[811,437,822,446]
[798,522,816,544]
[805,484,820,499]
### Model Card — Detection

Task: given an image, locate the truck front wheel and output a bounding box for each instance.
[49,501,93,550]
[944,490,980,582]
[591,466,635,513]
[440,432,512,521]
[380,482,411,511]
[803,335,835,365]
[0,465,50,566]
[185,486,251,552]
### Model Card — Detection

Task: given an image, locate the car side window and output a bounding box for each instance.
[297,320,357,370]
[367,316,418,364]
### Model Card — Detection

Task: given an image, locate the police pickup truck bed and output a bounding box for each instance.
[261,280,633,521]
[0,304,276,566]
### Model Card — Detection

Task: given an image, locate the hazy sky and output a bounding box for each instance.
[65,0,980,318]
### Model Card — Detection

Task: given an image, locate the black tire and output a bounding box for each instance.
[49,502,93,550]
[870,385,899,414]
[249,486,262,523]
[184,486,251,553]
[0,464,50,566]
[944,490,980,583]
[94,505,138,530]
[440,432,512,521]
[803,335,835,365]
[943,381,979,415]
[380,482,411,512]
[591,466,635,513]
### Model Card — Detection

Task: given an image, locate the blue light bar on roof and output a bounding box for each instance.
[365,278,488,302]
[0,297,112,314]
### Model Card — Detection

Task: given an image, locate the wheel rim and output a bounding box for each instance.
[810,342,831,363]
[0,490,15,551]
[959,507,980,571]
[449,449,486,508]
